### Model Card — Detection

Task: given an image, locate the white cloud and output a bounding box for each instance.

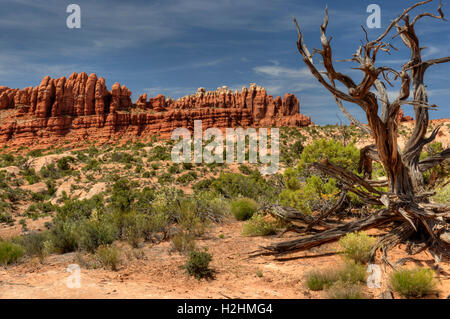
[253,65,310,78]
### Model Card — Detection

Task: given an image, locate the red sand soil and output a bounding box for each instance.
[1,220,448,299]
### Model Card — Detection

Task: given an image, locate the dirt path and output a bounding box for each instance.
[0,221,448,299]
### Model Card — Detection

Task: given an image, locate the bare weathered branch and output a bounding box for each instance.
[263,209,394,255]
[418,148,450,172]
[411,0,446,25]
[306,191,347,231]
[368,0,433,46]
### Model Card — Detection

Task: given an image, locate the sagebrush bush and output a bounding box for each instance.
[57,156,75,171]
[176,201,205,237]
[231,198,258,221]
[0,211,13,225]
[0,241,25,265]
[110,152,135,164]
[50,220,80,253]
[431,183,449,204]
[305,262,366,291]
[390,267,436,298]
[176,172,197,185]
[242,213,280,236]
[171,231,196,254]
[96,245,121,271]
[337,261,366,284]
[305,270,336,291]
[13,231,50,261]
[327,281,366,299]
[193,191,230,223]
[238,164,253,175]
[209,172,279,202]
[148,145,170,161]
[338,231,376,264]
[109,178,137,211]
[79,219,118,253]
[185,250,213,279]
[158,172,174,184]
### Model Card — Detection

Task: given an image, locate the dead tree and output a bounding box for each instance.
[261,0,450,260]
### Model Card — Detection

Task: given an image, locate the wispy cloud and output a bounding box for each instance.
[253,65,310,78]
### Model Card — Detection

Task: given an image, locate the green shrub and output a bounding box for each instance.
[176,203,205,237]
[40,163,61,179]
[171,231,196,254]
[292,140,304,156]
[390,267,436,298]
[305,262,366,291]
[57,156,75,171]
[21,168,40,184]
[13,231,49,261]
[279,181,322,215]
[148,145,170,161]
[133,187,156,213]
[279,170,340,214]
[280,139,360,212]
[231,198,258,221]
[83,159,100,171]
[142,171,151,178]
[0,241,25,265]
[49,197,107,253]
[27,149,43,157]
[238,164,253,175]
[337,261,366,284]
[0,211,13,225]
[210,172,278,202]
[145,210,170,234]
[106,202,170,248]
[134,165,143,174]
[185,250,213,279]
[327,281,365,299]
[158,172,174,184]
[297,138,359,175]
[193,179,213,191]
[192,191,230,223]
[55,196,104,221]
[45,180,56,196]
[109,179,137,211]
[431,183,449,204]
[176,171,198,185]
[168,164,180,174]
[111,152,135,164]
[78,219,118,253]
[0,153,15,166]
[96,245,121,271]
[242,213,280,236]
[305,270,336,291]
[338,231,376,264]
[49,220,79,253]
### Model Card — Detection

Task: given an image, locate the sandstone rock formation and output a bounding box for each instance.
[0,74,311,147]
[397,108,414,122]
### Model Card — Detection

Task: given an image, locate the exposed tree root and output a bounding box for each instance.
[260,209,394,255]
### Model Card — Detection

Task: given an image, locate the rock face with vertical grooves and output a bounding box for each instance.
[0,75,311,147]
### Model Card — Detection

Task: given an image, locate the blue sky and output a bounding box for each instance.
[0,0,449,124]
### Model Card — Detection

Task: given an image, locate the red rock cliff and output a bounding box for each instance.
[0,75,311,147]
